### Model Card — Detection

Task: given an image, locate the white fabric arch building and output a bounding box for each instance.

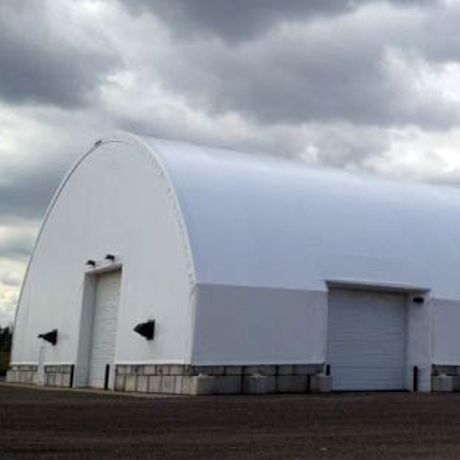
[8,132,460,394]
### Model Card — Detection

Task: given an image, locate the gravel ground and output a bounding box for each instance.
[2,384,460,459]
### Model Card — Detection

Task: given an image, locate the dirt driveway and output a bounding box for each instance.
[2,384,460,459]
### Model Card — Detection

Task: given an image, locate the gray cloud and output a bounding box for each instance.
[122,0,438,42]
[137,3,460,129]
[0,230,35,259]
[2,0,460,327]
[0,1,120,107]
[0,169,60,221]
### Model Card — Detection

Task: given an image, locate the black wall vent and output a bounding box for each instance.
[134,320,155,340]
[38,329,58,345]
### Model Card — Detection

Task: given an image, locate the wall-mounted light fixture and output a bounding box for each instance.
[105,254,116,262]
[413,296,425,305]
[38,329,58,345]
[85,259,96,267]
[133,320,155,340]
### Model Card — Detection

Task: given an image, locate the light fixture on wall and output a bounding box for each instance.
[413,296,425,304]
[133,320,155,340]
[38,329,58,345]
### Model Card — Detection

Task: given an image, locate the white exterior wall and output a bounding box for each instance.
[143,137,460,371]
[191,285,327,365]
[11,132,460,381]
[432,299,460,365]
[12,138,195,375]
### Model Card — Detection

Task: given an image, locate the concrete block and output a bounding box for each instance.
[244,376,276,394]
[193,366,225,376]
[161,376,176,393]
[174,376,183,394]
[252,366,276,376]
[225,366,242,376]
[6,370,15,382]
[278,365,293,376]
[277,375,308,393]
[125,375,137,392]
[136,375,149,393]
[148,376,162,393]
[294,365,318,376]
[169,365,184,376]
[144,365,156,375]
[132,365,144,375]
[156,365,169,375]
[434,365,455,376]
[183,365,194,376]
[62,374,71,388]
[204,366,225,376]
[310,375,332,393]
[244,366,276,376]
[244,366,262,376]
[181,376,192,394]
[432,375,454,392]
[190,375,215,395]
[213,376,241,394]
[115,375,125,391]
[116,365,126,375]
[452,376,460,391]
[46,373,55,386]
[57,373,66,387]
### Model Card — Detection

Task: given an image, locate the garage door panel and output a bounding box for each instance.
[328,289,407,391]
[88,270,121,388]
[332,366,406,391]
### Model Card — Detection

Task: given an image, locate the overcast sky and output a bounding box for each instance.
[2,0,460,325]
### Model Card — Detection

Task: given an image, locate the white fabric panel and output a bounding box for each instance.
[12,139,193,370]
[88,271,121,388]
[146,136,460,299]
[328,289,407,391]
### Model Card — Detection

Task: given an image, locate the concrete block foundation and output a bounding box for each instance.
[15,362,444,395]
[244,375,276,394]
[310,375,332,393]
[111,363,324,395]
[432,375,454,392]
[7,364,73,388]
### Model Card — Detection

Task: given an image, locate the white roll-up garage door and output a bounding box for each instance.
[88,270,121,388]
[327,289,407,391]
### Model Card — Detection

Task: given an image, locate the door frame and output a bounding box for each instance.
[74,261,123,388]
[325,279,431,392]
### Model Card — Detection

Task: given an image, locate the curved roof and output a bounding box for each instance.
[99,133,460,298]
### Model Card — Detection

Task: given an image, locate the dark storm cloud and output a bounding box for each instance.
[121,0,439,42]
[0,170,59,221]
[113,0,460,129]
[148,20,460,128]
[0,1,119,107]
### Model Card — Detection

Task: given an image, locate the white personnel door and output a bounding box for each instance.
[327,289,407,391]
[88,270,121,388]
